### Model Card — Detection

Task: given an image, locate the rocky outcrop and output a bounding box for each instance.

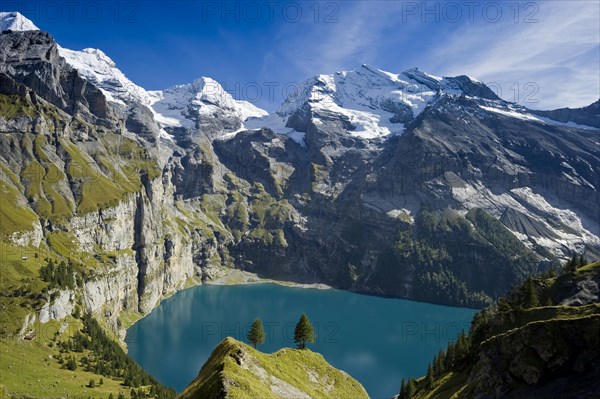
[0,31,115,126]
[126,102,159,143]
[469,314,600,399]
[406,262,600,399]
[38,289,75,323]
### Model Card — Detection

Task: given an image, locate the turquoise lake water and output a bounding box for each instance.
[125,284,477,398]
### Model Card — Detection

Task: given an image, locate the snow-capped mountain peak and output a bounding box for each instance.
[189,76,242,111]
[276,65,443,139]
[148,77,267,132]
[47,37,267,137]
[0,12,39,32]
[275,65,506,140]
[57,45,151,107]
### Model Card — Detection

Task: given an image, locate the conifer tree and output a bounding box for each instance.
[247,318,266,349]
[445,342,455,369]
[399,378,406,399]
[426,363,434,386]
[565,255,578,272]
[65,355,77,371]
[437,350,446,374]
[406,378,416,398]
[455,331,466,360]
[525,277,540,308]
[294,313,315,349]
[497,298,512,312]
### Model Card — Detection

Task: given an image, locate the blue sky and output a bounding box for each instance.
[3,0,599,111]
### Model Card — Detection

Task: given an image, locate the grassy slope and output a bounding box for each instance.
[0,250,151,399]
[0,94,160,224]
[0,319,127,399]
[178,338,369,399]
[0,244,159,399]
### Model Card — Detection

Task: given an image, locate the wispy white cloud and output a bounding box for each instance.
[259,2,411,80]
[423,1,600,109]
[261,1,598,110]
[278,2,397,74]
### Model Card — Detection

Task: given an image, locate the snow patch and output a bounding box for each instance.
[481,105,599,130]
[480,105,544,122]
[245,114,306,146]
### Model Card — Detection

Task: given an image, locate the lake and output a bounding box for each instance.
[125,283,477,398]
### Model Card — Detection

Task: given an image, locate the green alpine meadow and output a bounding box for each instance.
[0,4,599,399]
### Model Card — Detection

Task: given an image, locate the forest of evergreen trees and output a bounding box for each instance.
[39,260,78,290]
[373,207,546,308]
[55,313,176,399]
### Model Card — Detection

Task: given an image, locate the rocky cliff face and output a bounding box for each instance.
[0,31,115,125]
[211,72,600,305]
[0,29,228,338]
[469,316,600,399]
[1,20,599,339]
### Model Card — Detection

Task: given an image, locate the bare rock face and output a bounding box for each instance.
[39,289,75,323]
[559,272,600,306]
[126,102,159,143]
[532,100,600,129]
[0,31,114,127]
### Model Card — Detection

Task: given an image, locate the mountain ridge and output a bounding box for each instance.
[2,11,597,128]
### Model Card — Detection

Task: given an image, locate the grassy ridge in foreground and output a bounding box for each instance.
[178,337,369,399]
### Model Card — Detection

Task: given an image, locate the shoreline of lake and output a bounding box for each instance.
[206,268,332,290]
